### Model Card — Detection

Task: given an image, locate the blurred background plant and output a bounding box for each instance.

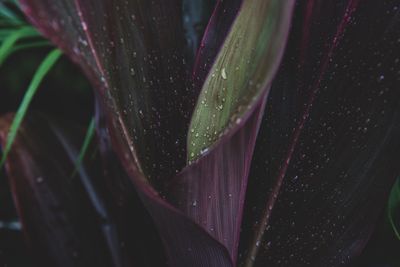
[0,0,399,266]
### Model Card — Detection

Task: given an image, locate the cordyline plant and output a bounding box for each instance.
[1,0,400,266]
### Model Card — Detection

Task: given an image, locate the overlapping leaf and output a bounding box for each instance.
[0,113,120,267]
[19,0,191,187]
[19,1,296,265]
[188,0,294,161]
[239,1,400,266]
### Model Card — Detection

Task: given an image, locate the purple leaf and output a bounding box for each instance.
[20,0,192,186]
[0,113,122,267]
[18,0,297,265]
[19,1,244,265]
[95,100,234,267]
[239,1,400,266]
[180,1,294,262]
[192,0,242,91]
[169,92,267,262]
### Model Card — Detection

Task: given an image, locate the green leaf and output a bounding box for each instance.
[71,117,95,177]
[388,177,400,240]
[187,0,294,162]
[10,40,51,52]
[0,26,39,65]
[0,2,22,23]
[0,48,62,167]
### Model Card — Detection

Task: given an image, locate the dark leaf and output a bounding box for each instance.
[240,1,400,266]
[18,1,295,265]
[0,113,120,267]
[19,0,192,188]
[94,101,168,267]
[182,0,216,61]
[96,99,233,267]
[192,0,242,91]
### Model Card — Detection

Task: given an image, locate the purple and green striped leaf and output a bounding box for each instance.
[188,0,295,161]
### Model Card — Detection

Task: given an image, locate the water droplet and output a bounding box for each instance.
[221,68,227,80]
[200,148,209,155]
[81,21,87,31]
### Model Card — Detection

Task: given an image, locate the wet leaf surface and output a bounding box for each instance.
[240,1,400,266]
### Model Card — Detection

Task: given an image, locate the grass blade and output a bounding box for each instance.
[0,48,62,167]
[10,40,51,53]
[0,2,22,23]
[71,117,95,177]
[0,26,38,65]
[388,177,400,240]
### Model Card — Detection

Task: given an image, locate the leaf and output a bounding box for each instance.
[170,2,293,261]
[97,98,234,267]
[0,113,122,267]
[0,48,62,168]
[182,0,216,60]
[18,2,242,265]
[0,2,21,22]
[192,0,242,89]
[188,0,295,161]
[94,104,168,267]
[19,0,193,186]
[238,1,400,266]
[170,92,268,262]
[0,26,38,65]
[71,116,95,177]
[388,177,400,240]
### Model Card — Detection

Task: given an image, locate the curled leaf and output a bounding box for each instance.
[188,0,295,161]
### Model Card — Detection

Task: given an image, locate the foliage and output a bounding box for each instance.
[1,1,400,267]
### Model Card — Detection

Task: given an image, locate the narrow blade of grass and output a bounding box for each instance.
[0,48,62,167]
[0,2,22,23]
[388,177,400,240]
[11,40,51,53]
[71,117,96,178]
[0,26,39,65]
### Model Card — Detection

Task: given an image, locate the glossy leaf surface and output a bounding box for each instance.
[239,1,400,266]
[20,0,191,187]
[188,0,294,161]
[171,93,267,262]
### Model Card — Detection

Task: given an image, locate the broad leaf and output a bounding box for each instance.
[171,1,294,262]
[170,93,267,262]
[239,1,400,266]
[99,100,234,266]
[19,1,242,265]
[188,0,295,161]
[19,0,192,187]
[192,0,242,92]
